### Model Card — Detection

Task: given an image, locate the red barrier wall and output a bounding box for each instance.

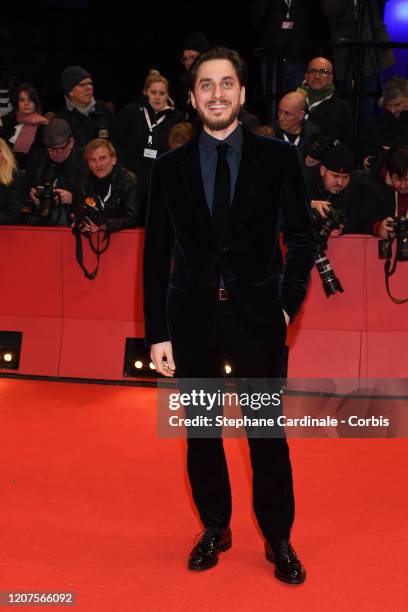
[1,227,407,380]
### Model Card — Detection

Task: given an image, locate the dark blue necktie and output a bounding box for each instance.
[212,143,230,240]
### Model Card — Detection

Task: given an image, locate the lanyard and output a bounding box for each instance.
[143,107,166,146]
[283,132,300,146]
[283,0,293,19]
[98,183,111,209]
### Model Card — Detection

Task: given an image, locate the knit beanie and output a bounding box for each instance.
[321,143,355,174]
[183,32,210,53]
[61,66,92,96]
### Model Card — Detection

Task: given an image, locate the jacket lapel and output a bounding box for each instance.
[227,130,260,230]
[178,139,214,233]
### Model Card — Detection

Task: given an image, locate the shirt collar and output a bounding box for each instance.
[199,124,243,157]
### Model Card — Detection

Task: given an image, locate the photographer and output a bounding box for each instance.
[363,144,408,239]
[76,139,139,234]
[24,119,85,226]
[304,142,366,234]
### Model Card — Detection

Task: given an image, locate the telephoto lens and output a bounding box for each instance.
[315,250,344,297]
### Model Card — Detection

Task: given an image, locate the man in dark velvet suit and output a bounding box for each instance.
[143,47,317,584]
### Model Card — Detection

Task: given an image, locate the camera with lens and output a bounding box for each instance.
[307,136,340,163]
[378,217,408,261]
[73,196,106,234]
[312,206,346,297]
[21,181,60,222]
[312,206,346,248]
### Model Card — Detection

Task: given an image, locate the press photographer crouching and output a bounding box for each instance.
[24,118,86,226]
[362,144,408,302]
[304,142,366,235]
[363,144,408,240]
[304,143,365,296]
[71,139,139,280]
[76,139,139,234]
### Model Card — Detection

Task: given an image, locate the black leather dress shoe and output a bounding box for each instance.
[188,527,232,571]
[265,540,306,584]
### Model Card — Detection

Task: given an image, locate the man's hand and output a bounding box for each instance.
[79,219,103,234]
[311,199,331,218]
[150,341,176,377]
[283,310,290,326]
[54,188,73,205]
[29,187,41,205]
[378,217,395,239]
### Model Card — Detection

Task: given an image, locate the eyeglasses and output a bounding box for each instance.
[48,140,70,153]
[76,80,93,88]
[307,68,333,77]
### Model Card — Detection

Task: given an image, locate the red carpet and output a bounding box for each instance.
[0,379,407,611]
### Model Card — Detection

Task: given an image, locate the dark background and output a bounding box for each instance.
[2,0,331,117]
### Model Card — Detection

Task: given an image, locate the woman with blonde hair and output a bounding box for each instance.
[113,69,183,224]
[0,138,25,224]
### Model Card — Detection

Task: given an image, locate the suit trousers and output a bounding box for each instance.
[172,296,295,543]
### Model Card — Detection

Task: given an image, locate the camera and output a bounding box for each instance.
[73,196,106,234]
[312,206,346,248]
[378,217,408,261]
[37,183,56,218]
[312,207,345,297]
[21,182,61,222]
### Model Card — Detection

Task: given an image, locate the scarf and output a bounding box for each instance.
[65,96,96,116]
[13,112,48,154]
[297,81,336,108]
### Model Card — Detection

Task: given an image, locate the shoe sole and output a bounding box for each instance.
[265,550,306,585]
[188,540,232,571]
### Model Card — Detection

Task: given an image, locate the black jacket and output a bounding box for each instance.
[56,101,113,150]
[365,111,408,159]
[250,0,311,50]
[24,146,86,226]
[306,91,353,146]
[143,130,317,345]
[113,97,183,172]
[0,170,25,224]
[113,96,183,224]
[79,164,139,232]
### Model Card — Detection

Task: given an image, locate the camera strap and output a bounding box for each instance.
[74,229,110,280]
[384,247,408,304]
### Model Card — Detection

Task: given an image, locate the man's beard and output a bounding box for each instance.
[196,99,241,131]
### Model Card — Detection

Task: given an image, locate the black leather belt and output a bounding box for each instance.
[218,288,230,301]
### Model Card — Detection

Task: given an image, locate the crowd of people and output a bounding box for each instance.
[0,30,407,244]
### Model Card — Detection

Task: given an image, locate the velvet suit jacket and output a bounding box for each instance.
[143,130,317,346]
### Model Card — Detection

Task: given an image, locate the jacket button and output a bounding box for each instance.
[222,246,230,253]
